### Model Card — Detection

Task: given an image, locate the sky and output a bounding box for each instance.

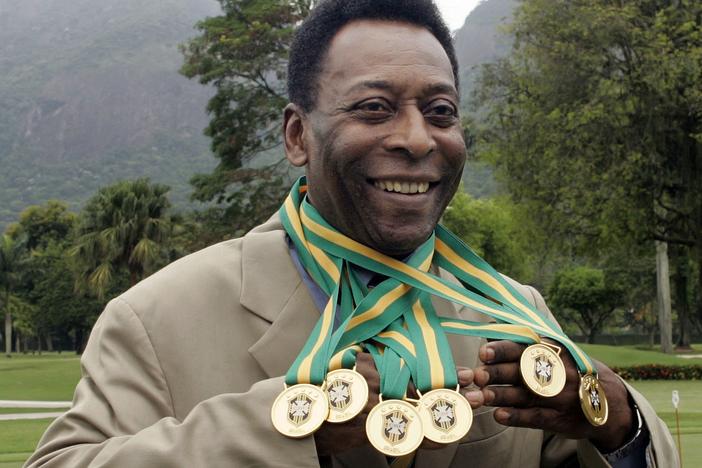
[435,0,482,31]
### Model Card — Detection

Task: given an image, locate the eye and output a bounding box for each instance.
[425,100,458,126]
[352,99,394,121]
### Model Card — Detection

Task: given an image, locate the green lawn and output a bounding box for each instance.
[0,419,53,467]
[1,349,701,467]
[581,343,702,367]
[0,353,81,401]
[0,408,64,415]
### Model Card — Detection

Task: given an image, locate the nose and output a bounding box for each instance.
[383,106,437,158]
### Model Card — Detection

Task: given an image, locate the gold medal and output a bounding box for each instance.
[520,343,567,397]
[325,368,369,423]
[365,398,423,456]
[579,374,608,426]
[417,388,472,444]
[271,384,329,438]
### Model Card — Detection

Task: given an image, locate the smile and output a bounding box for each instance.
[373,180,431,194]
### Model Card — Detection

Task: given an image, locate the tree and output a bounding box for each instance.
[180,0,311,236]
[475,0,702,350]
[442,190,531,282]
[0,235,28,357]
[5,201,76,251]
[548,266,623,344]
[72,179,174,300]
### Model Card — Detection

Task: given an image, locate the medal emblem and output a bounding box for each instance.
[520,343,566,397]
[366,399,423,456]
[271,384,329,438]
[384,410,409,444]
[418,388,472,443]
[328,378,351,410]
[534,354,554,386]
[288,393,313,426]
[325,368,369,423]
[431,399,455,431]
[579,374,609,426]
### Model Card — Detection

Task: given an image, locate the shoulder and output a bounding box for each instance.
[114,214,287,326]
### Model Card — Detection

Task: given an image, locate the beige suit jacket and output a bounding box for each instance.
[26,215,678,467]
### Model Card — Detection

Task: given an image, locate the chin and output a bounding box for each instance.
[368,224,434,257]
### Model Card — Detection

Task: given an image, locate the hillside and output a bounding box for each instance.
[454,0,517,197]
[0,0,220,229]
[0,0,518,230]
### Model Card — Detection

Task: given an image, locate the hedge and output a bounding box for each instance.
[611,364,702,380]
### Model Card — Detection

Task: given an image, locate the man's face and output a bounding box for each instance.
[287,20,466,256]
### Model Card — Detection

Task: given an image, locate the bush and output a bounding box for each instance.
[612,364,702,380]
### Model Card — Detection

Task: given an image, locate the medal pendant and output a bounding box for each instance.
[271,384,329,438]
[520,343,567,397]
[418,388,473,444]
[325,368,369,423]
[366,399,423,456]
[579,374,609,427]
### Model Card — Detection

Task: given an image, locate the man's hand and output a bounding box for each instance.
[473,340,635,452]
[314,353,484,456]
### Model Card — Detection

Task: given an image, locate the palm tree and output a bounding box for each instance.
[72,179,173,300]
[0,235,27,357]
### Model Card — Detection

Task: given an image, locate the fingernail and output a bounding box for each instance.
[476,368,490,384]
[464,390,483,405]
[483,388,495,405]
[484,347,495,363]
[457,369,473,384]
[495,408,511,424]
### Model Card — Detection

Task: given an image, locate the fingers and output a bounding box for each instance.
[474,362,521,387]
[483,385,547,409]
[493,406,561,429]
[479,340,526,364]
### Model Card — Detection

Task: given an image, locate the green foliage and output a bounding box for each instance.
[180,1,312,239]
[475,0,702,253]
[5,201,76,250]
[549,266,624,343]
[71,179,174,299]
[442,190,529,280]
[613,364,702,380]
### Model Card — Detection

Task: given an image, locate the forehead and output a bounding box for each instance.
[317,19,456,98]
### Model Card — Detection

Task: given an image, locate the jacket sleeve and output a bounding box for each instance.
[24,298,321,468]
[521,285,679,468]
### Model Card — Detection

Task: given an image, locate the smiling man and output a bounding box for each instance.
[26,1,676,467]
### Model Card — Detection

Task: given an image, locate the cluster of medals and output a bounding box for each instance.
[271,177,609,456]
[272,366,474,456]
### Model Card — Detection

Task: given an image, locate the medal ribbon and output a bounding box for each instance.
[280,177,596,391]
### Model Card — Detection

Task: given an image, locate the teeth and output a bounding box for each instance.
[373,180,430,194]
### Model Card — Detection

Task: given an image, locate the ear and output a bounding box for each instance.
[283,103,309,167]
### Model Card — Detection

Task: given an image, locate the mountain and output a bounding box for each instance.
[0,0,518,231]
[0,0,220,229]
[454,0,518,198]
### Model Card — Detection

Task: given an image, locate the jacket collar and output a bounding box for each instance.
[243,212,480,378]
[241,213,480,467]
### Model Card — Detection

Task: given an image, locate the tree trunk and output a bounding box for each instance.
[46,333,54,352]
[15,332,21,354]
[587,329,597,344]
[675,253,691,348]
[4,311,11,357]
[656,241,674,354]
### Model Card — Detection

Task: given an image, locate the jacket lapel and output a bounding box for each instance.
[241,217,483,468]
[242,214,320,379]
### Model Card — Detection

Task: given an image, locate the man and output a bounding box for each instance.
[26,1,677,467]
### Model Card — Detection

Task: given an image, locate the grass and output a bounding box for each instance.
[0,419,53,467]
[580,343,702,367]
[629,380,702,467]
[0,349,701,466]
[0,353,81,401]
[0,408,64,415]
